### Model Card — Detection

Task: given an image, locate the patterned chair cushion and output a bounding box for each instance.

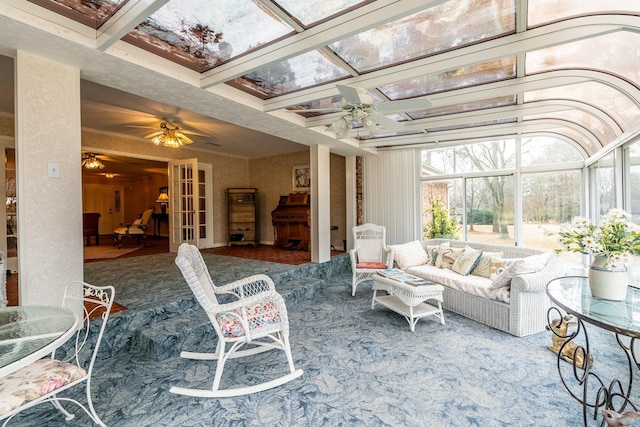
[216,297,281,338]
[356,261,388,269]
[0,359,86,416]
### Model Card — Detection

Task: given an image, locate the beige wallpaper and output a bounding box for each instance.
[250,150,347,249]
[0,121,347,250]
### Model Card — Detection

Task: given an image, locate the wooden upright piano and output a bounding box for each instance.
[271,192,310,251]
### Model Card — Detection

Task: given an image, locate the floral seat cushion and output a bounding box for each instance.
[0,359,86,416]
[216,297,281,338]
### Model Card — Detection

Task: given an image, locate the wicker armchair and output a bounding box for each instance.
[172,243,303,397]
[349,223,394,296]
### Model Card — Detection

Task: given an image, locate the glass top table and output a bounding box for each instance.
[547,276,640,339]
[0,305,78,377]
[546,276,640,426]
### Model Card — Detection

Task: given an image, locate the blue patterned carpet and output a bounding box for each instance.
[9,253,630,426]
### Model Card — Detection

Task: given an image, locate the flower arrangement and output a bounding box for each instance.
[555,208,640,268]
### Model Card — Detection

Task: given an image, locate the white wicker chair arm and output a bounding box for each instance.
[383,247,394,268]
[349,249,358,265]
[511,255,565,293]
[373,280,444,307]
[215,274,277,299]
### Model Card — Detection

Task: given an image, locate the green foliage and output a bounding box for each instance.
[467,210,493,225]
[424,195,459,239]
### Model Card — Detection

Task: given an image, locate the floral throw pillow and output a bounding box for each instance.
[489,258,525,289]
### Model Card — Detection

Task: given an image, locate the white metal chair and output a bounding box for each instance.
[349,223,394,296]
[0,281,115,426]
[113,208,153,248]
[172,243,303,398]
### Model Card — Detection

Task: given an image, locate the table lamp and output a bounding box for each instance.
[156,192,169,214]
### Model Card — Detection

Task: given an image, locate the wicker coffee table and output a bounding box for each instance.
[371,272,445,332]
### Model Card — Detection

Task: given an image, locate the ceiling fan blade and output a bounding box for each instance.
[144,131,163,138]
[126,124,159,129]
[368,112,404,131]
[286,108,342,113]
[376,98,432,112]
[180,129,210,137]
[336,84,363,105]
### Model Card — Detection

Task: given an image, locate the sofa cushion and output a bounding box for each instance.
[471,251,503,278]
[406,264,510,303]
[435,246,465,269]
[512,252,553,274]
[389,240,428,270]
[451,246,483,276]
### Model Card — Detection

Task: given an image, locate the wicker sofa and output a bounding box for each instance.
[389,239,565,337]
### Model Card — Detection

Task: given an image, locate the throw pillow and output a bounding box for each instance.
[489,257,523,280]
[511,252,552,275]
[489,258,525,289]
[471,251,503,278]
[451,246,483,276]
[427,242,450,266]
[389,240,428,270]
[435,246,465,269]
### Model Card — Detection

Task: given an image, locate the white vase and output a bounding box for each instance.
[588,255,629,301]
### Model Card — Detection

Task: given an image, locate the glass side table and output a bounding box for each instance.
[547,276,640,427]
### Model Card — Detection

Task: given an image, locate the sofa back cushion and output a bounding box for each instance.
[389,240,428,270]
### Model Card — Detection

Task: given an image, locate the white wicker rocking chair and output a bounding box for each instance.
[349,223,394,296]
[172,243,303,398]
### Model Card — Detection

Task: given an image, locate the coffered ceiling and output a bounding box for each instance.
[0,0,638,164]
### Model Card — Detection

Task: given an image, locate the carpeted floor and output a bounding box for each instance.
[10,253,628,426]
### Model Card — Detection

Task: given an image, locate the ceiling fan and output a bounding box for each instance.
[290,85,432,138]
[126,119,220,148]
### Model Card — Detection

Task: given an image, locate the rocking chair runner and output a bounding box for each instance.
[172,243,303,398]
[349,223,394,296]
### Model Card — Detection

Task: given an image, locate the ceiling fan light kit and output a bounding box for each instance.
[81,153,105,170]
[147,122,194,148]
[292,84,431,139]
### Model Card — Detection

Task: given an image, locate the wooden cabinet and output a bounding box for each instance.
[227,188,258,246]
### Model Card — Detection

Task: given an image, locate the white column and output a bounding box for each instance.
[345,156,356,251]
[15,51,83,306]
[310,144,330,263]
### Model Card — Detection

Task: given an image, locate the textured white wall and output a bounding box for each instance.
[363,149,422,245]
[15,52,83,306]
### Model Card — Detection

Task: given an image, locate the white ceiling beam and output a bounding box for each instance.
[359,119,601,156]
[96,0,168,51]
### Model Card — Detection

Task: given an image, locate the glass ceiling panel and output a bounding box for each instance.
[524,82,640,131]
[231,50,351,99]
[523,111,615,144]
[275,0,371,27]
[125,0,294,73]
[409,96,516,120]
[528,0,639,27]
[329,0,515,73]
[28,0,127,29]
[380,58,516,100]
[526,32,640,86]
[525,124,596,154]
